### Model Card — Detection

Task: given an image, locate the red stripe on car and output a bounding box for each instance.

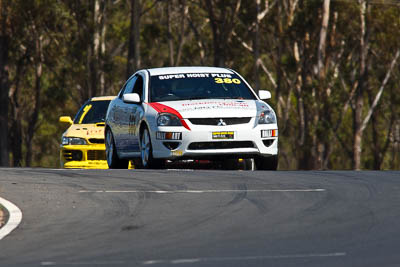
[148,102,191,131]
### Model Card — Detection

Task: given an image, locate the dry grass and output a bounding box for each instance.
[0,206,5,227]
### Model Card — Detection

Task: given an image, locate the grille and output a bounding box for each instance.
[63,150,83,161]
[89,138,105,144]
[188,141,255,150]
[87,150,106,160]
[188,117,251,125]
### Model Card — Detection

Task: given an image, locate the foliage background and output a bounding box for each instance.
[0,0,399,170]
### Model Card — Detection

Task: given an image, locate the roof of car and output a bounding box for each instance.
[90,96,115,101]
[147,66,234,76]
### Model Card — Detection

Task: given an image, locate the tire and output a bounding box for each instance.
[140,127,165,169]
[131,158,144,169]
[254,155,278,170]
[105,128,129,169]
[243,158,256,170]
[222,158,255,170]
[222,158,241,170]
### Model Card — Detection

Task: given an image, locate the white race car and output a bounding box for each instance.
[105,66,278,170]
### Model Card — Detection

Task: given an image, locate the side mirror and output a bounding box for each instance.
[258,90,271,100]
[59,116,73,125]
[123,93,141,104]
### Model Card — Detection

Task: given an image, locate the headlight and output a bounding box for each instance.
[258,109,277,124]
[62,137,87,145]
[157,113,182,126]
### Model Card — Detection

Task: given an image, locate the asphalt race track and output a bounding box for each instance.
[0,168,400,267]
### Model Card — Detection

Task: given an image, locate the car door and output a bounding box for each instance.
[121,74,144,153]
[113,76,137,151]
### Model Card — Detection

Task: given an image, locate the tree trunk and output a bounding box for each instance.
[25,35,43,167]
[275,2,284,118]
[88,0,102,99]
[126,0,141,79]
[392,120,400,169]
[174,0,188,66]
[0,0,9,167]
[315,0,330,169]
[94,0,107,96]
[205,0,241,67]
[166,0,174,66]
[317,0,330,80]
[296,29,315,170]
[367,84,381,170]
[353,0,368,170]
[205,0,224,67]
[9,57,25,167]
[253,0,261,92]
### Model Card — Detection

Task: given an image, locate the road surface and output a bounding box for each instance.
[0,168,399,266]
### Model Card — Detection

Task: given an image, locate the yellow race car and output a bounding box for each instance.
[59,96,115,169]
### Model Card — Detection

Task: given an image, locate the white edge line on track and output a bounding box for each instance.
[79,189,326,194]
[39,252,346,266]
[141,252,347,265]
[0,197,23,240]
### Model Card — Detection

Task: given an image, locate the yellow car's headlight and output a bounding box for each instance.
[62,137,87,145]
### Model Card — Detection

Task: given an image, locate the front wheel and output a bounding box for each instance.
[140,127,165,169]
[254,155,278,170]
[105,128,128,169]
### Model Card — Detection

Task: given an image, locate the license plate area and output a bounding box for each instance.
[212,131,234,140]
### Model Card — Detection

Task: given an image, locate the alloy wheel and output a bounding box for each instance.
[141,128,151,167]
[106,129,113,166]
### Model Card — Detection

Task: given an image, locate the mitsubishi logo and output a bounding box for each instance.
[217,119,227,126]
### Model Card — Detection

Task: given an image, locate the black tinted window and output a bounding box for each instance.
[73,100,111,124]
[132,75,143,100]
[149,73,256,102]
[121,76,137,96]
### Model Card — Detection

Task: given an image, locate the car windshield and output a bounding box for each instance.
[149,73,257,102]
[73,100,111,124]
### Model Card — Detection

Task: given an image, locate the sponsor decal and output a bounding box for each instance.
[171,150,183,156]
[158,74,185,80]
[212,131,235,140]
[179,100,250,112]
[86,129,103,135]
[157,73,241,85]
[214,78,241,84]
[156,132,182,140]
[157,73,233,80]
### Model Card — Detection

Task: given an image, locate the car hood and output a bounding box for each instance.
[152,99,261,118]
[62,123,106,139]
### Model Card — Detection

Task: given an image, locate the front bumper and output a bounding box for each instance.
[60,144,108,169]
[150,120,278,160]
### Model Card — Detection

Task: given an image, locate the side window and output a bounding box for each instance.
[119,76,137,98]
[132,75,144,100]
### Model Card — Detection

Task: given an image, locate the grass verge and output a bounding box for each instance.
[0,204,8,228]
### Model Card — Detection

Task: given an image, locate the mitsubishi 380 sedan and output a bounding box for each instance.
[105,66,278,170]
